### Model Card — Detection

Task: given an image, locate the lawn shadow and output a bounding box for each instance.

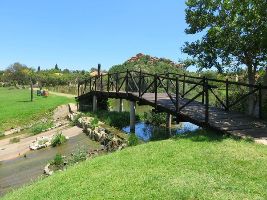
[172,129,248,143]
[16,100,32,103]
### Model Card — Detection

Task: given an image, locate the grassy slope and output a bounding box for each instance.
[3,132,267,200]
[0,87,74,131]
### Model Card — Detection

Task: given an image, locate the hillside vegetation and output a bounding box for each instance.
[3,131,267,200]
[109,53,185,74]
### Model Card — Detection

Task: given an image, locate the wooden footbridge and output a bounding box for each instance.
[77,70,267,142]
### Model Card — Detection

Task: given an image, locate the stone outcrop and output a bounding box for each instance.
[29,135,69,150]
[68,114,127,152]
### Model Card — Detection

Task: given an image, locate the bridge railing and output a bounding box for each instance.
[78,70,266,124]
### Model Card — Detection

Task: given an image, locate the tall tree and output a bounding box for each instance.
[183,0,267,114]
[55,64,59,71]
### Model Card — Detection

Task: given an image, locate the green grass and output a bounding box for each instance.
[0,87,74,132]
[30,121,54,135]
[3,130,267,200]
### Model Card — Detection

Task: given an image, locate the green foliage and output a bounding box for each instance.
[3,130,267,200]
[109,53,185,75]
[144,111,166,126]
[128,133,139,146]
[9,137,20,144]
[70,113,83,126]
[2,63,33,85]
[30,121,54,135]
[51,154,64,167]
[183,0,267,78]
[90,118,99,130]
[68,148,87,165]
[51,133,67,147]
[87,111,140,129]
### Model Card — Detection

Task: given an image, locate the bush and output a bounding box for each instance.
[51,133,67,147]
[68,148,87,165]
[9,137,20,143]
[51,154,64,167]
[31,121,54,135]
[87,111,140,129]
[70,113,83,126]
[144,111,166,126]
[90,118,99,130]
[128,133,139,146]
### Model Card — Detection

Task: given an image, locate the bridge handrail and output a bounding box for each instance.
[77,69,265,121]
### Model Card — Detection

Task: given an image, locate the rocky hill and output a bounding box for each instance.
[109,53,184,74]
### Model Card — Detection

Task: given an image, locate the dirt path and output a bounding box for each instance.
[0,126,83,161]
[49,91,76,98]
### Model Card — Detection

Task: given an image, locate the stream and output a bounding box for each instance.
[0,133,100,196]
[123,122,200,141]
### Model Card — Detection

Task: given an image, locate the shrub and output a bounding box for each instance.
[143,111,166,126]
[87,111,140,129]
[68,148,87,165]
[51,133,67,147]
[9,137,20,143]
[128,133,139,146]
[90,118,99,130]
[70,113,83,126]
[31,121,54,135]
[51,154,64,167]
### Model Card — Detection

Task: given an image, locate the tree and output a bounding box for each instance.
[4,63,33,85]
[183,0,267,114]
[55,64,59,71]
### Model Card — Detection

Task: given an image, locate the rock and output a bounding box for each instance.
[68,103,77,113]
[44,164,53,176]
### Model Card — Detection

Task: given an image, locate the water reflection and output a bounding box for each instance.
[122,122,200,141]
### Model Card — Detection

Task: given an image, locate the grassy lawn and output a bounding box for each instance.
[0,87,75,132]
[3,131,267,200]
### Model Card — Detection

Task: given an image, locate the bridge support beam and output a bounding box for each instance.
[166,113,172,129]
[166,113,172,135]
[119,99,123,112]
[93,95,97,112]
[130,101,136,133]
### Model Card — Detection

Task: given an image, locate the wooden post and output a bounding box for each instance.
[154,74,158,109]
[30,78,33,102]
[89,78,92,92]
[139,69,142,98]
[226,79,229,111]
[166,72,169,93]
[100,73,103,91]
[183,73,186,96]
[97,64,101,77]
[130,101,136,133]
[119,99,123,112]
[78,82,80,97]
[94,76,97,91]
[107,73,110,92]
[116,72,119,93]
[259,83,262,119]
[205,78,209,124]
[202,76,205,104]
[126,69,129,95]
[93,95,97,112]
[176,75,180,113]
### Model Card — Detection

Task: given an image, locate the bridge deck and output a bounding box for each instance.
[79,91,267,144]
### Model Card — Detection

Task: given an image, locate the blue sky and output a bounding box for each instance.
[0,0,200,71]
